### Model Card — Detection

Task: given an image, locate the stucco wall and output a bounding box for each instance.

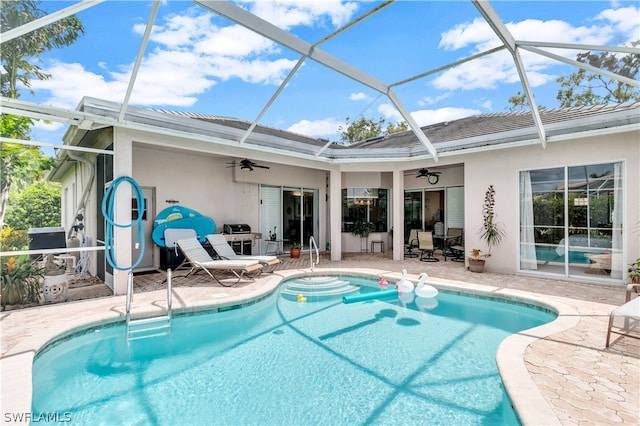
[132,144,328,256]
[463,130,639,275]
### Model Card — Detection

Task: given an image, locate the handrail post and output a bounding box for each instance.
[309,236,320,271]
[125,271,133,324]
[167,268,172,320]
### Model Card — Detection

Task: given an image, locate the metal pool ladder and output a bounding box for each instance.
[125,269,173,341]
[309,236,320,271]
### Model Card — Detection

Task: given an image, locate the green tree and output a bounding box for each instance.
[1,0,85,98]
[557,41,640,107]
[385,120,408,135]
[0,0,84,227]
[339,116,408,144]
[506,91,547,112]
[4,182,61,230]
[508,42,640,111]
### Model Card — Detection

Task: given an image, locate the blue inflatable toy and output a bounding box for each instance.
[152,205,216,247]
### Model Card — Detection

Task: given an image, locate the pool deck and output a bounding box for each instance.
[1,252,638,425]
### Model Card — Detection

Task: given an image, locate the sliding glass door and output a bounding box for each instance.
[260,185,318,254]
[519,162,624,281]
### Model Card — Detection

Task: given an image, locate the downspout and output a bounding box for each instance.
[67,150,95,235]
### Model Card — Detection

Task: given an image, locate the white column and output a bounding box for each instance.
[112,129,134,296]
[329,169,342,261]
[393,170,405,261]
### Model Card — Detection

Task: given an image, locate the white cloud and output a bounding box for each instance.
[411,107,480,127]
[418,93,452,107]
[31,8,304,109]
[247,1,359,29]
[595,6,640,41]
[32,119,64,132]
[436,8,631,92]
[194,25,277,57]
[377,103,402,122]
[30,62,124,109]
[287,118,343,137]
[478,99,493,111]
[377,103,479,127]
[349,92,371,101]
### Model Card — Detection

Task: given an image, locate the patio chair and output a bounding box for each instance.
[176,237,263,287]
[206,234,281,271]
[404,229,420,258]
[447,228,465,262]
[605,283,640,347]
[418,231,439,262]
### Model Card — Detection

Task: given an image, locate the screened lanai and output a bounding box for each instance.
[1,1,639,293]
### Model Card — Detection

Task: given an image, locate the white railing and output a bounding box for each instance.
[309,236,320,271]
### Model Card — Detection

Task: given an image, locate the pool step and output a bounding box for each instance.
[127,315,171,341]
[281,276,359,298]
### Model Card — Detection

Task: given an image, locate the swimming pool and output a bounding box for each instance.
[32,274,556,425]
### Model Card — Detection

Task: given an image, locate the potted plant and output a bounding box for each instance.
[468,185,505,273]
[290,242,302,259]
[1,256,44,308]
[43,254,69,303]
[629,258,640,293]
[351,220,376,252]
[468,248,487,273]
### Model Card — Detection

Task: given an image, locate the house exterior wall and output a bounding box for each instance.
[131,144,328,258]
[58,162,100,278]
[54,121,639,291]
[463,130,639,276]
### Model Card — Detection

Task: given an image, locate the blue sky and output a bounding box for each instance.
[23,1,640,145]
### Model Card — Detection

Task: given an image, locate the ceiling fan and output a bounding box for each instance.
[415,168,441,184]
[227,159,270,171]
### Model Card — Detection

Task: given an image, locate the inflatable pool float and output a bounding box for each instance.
[152,205,216,247]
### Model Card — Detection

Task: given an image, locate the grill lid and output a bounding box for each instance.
[223,224,251,234]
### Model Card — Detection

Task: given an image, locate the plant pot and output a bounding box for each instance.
[290,248,301,259]
[1,286,21,307]
[468,258,485,273]
[43,274,69,303]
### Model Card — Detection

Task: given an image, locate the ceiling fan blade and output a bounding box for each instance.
[253,164,270,169]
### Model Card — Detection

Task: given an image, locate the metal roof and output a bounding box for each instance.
[66,97,639,165]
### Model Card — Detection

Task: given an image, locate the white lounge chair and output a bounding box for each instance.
[605,283,640,347]
[206,234,281,271]
[176,237,263,287]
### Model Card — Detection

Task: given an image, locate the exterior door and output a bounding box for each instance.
[133,187,155,271]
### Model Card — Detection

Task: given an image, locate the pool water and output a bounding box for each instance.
[534,245,603,264]
[32,275,556,425]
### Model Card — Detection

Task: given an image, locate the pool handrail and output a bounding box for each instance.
[125,268,173,340]
[309,236,319,271]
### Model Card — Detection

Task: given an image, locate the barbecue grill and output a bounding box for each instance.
[223,224,253,255]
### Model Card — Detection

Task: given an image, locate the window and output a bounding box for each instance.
[342,188,388,232]
[519,162,623,280]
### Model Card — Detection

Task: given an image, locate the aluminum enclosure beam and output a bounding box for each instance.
[0,1,104,44]
[195,0,439,159]
[520,45,640,89]
[239,1,394,150]
[118,0,160,122]
[473,0,547,147]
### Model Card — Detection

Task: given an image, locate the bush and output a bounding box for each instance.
[1,255,44,306]
[4,182,61,230]
[0,227,29,251]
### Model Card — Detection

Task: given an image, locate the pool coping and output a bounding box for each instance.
[1,267,579,425]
